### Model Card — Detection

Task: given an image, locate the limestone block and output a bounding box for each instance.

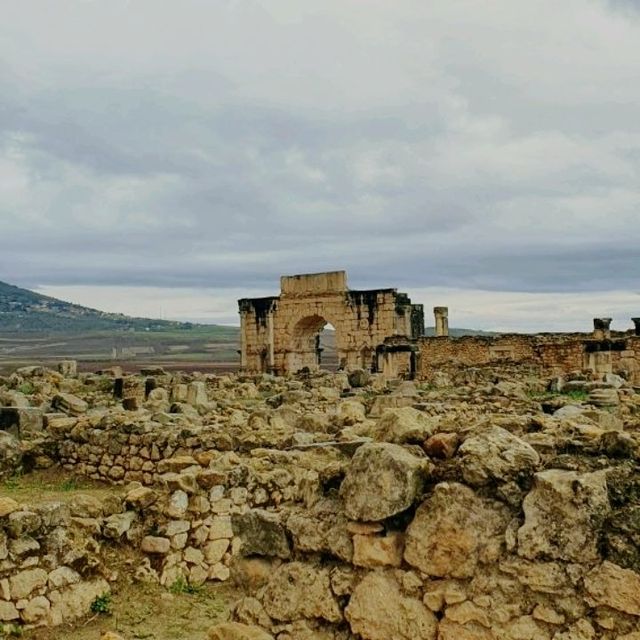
[20,595,50,623]
[458,426,540,486]
[141,536,171,554]
[345,571,437,640]
[0,600,19,621]
[339,443,428,521]
[232,510,290,559]
[9,568,48,599]
[352,532,404,568]
[371,407,437,444]
[52,393,88,416]
[262,562,341,623]
[404,482,510,578]
[584,561,640,615]
[517,469,609,563]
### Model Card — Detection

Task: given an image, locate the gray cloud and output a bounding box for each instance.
[1,0,640,329]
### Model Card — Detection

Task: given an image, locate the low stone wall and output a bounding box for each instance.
[0,494,111,630]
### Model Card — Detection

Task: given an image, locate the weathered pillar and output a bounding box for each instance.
[434,307,449,337]
[113,378,124,399]
[144,377,157,399]
[632,318,640,336]
[593,318,612,340]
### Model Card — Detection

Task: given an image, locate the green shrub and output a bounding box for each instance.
[169,576,203,596]
[90,592,112,615]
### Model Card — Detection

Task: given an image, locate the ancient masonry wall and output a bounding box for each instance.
[239,271,424,374]
[418,333,640,383]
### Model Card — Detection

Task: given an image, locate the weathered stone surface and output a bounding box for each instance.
[262,562,341,623]
[166,490,189,518]
[9,568,48,599]
[208,622,273,640]
[437,619,492,640]
[48,579,110,625]
[0,600,19,621]
[423,432,459,459]
[0,496,20,517]
[286,498,353,562]
[0,431,22,480]
[404,482,510,578]
[103,511,137,539]
[48,567,81,589]
[52,393,88,416]
[345,571,437,640]
[232,509,290,559]
[584,561,640,615]
[125,486,158,509]
[21,595,50,623]
[141,536,171,554]
[517,469,609,562]
[352,532,403,568]
[459,426,540,486]
[340,443,428,521]
[371,407,437,444]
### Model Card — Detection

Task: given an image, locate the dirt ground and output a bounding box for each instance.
[25,579,238,640]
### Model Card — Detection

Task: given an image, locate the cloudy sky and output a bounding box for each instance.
[1,0,639,331]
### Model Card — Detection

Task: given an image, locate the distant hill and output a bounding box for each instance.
[0,280,197,333]
[423,326,499,337]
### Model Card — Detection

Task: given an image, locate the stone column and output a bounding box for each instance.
[593,318,612,340]
[434,307,449,337]
[632,318,640,336]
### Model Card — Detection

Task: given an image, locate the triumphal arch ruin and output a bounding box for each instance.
[238,271,424,375]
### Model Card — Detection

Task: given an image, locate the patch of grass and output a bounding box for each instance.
[169,577,205,596]
[0,623,23,637]
[16,382,34,395]
[90,593,112,615]
[60,478,80,491]
[527,388,589,402]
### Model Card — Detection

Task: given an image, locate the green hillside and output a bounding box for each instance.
[0,280,197,333]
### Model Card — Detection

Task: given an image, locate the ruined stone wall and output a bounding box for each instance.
[239,271,423,374]
[418,332,640,383]
[0,495,112,629]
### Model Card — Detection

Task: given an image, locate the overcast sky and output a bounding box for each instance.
[1,0,639,331]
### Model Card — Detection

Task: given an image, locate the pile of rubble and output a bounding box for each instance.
[1,361,640,639]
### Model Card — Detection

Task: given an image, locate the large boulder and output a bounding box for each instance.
[404,482,510,578]
[371,407,437,444]
[340,443,429,521]
[261,562,341,623]
[517,469,609,563]
[458,426,540,486]
[345,571,437,640]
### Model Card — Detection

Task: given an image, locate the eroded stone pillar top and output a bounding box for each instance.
[593,317,612,340]
[632,318,640,336]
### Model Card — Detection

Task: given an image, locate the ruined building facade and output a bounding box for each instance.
[239,271,640,382]
[238,271,424,375]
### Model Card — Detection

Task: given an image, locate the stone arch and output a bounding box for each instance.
[286,314,342,373]
[239,271,424,375]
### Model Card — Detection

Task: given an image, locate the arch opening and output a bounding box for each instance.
[287,315,340,373]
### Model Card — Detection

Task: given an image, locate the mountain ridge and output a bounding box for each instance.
[0,280,196,333]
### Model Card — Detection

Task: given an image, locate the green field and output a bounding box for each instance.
[0,325,241,373]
